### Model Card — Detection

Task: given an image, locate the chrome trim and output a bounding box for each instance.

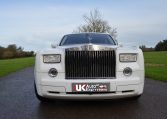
[65,44,116,51]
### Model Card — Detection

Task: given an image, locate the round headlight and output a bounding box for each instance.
[123,67,132,76]
[48,68,58,77]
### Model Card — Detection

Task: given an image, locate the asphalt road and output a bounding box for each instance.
[0,67,167,119]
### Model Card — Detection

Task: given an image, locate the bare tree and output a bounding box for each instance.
[74,9,117,38]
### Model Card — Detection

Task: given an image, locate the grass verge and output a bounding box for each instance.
[144,51,167,82]
[0,57,34,77]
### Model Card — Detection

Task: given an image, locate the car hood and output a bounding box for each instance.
[38,44,139,54]
[57,44,119,51]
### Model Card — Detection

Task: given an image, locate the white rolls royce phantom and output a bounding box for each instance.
[34,33,144,101]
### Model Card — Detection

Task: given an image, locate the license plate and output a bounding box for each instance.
[72,83,110,92]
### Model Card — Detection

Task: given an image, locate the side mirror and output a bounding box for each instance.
[51,44,58,48]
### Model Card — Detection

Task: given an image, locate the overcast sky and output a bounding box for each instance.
[0,0,167,51]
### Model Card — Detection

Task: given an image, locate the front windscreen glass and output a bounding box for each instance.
[60,33,115,46]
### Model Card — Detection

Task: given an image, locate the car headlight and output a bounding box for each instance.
[43,54,61,63]
[119,53,137,62]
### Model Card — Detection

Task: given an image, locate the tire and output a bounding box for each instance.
[34,83,51,102]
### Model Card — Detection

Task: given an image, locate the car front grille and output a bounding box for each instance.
[65,50,116,79]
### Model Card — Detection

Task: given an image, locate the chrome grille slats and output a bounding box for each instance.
[65,50,116,79]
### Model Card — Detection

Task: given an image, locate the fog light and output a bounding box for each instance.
[123,67,132,76]
[48,68,58,77]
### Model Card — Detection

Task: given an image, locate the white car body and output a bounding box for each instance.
[34,33,144,100]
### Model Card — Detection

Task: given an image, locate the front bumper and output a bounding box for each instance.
[35,71,144,100]
[39,83,143,99]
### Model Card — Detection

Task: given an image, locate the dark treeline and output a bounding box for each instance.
[140,39,167,52]
[155,40,167,51]
[0,44,34,59]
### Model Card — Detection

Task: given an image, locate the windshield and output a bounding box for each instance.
[59,33,116,46]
